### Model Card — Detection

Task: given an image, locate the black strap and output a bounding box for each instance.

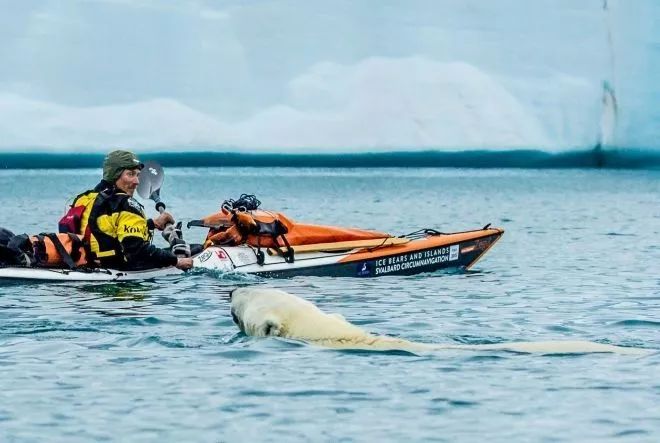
[88,189,126,262]
[256,219,288,236]
[43,233,76,269]
[66,233,86,263]
[273,234,294,263]
[280,235,294,263]
[255,236,265,265]
[33,234,48,264]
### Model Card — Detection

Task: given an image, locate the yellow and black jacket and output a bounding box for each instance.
[72,181,177,270]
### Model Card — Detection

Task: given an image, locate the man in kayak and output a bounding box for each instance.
[63,150,193,270]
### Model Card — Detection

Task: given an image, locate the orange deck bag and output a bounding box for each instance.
[199,209,390,248]
[30,233,88,268]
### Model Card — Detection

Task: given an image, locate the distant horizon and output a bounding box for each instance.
[0,148,658,170]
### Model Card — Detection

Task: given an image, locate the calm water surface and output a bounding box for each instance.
[1,168,659,442]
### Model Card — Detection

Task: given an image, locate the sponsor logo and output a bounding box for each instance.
[372,246,461,276]
[356,262,371,277]
[127,198,145,213]
[122,225,147,236]
[148,167,158,175]
[237,251,252,264]
[449,244,459,261]
[197,250,213,262]
[128,197,144,217]
[215,249,228,260]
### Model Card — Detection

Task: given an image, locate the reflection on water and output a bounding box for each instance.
[76,282,151,298]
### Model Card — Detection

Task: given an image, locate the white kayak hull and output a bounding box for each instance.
[0,265,183,282]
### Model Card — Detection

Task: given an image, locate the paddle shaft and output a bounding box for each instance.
[150,196,179,240]
[154,199,167,214]
[144,177,182,244]
[148,189,167,214]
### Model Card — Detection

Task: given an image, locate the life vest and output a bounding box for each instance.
[201,210,292,248]
[86,189,151,267]
[58,189,100,242]
[0,232,88,268]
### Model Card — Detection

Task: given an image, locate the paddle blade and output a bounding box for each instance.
[137,161,165,200]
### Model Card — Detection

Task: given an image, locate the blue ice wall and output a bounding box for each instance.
[0,0,657,153]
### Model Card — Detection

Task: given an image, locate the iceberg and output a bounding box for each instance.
[0,0,657,154]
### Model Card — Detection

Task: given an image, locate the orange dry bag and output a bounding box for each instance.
[30,233,88,268]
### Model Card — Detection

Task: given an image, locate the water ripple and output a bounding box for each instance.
[610,319,660,328]
[1,168,659,442]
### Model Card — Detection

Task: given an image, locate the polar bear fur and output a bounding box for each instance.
[230,287,648,355]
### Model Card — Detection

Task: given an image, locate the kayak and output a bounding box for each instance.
[0,226,502,281]
[198,226,503,278]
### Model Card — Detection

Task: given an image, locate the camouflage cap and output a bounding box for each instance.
[102,150,144,182]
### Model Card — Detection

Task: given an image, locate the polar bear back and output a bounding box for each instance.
[232,287,374,343]
[230,287,649,355]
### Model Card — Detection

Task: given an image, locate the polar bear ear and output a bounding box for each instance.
[263,320,283,337]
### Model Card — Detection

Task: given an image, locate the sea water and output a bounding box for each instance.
[0,167,659,442]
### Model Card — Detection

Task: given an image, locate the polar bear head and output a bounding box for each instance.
[230,287,367,343]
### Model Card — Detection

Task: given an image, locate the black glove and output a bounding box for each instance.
[171,242,191,257]
[162,222,183,246]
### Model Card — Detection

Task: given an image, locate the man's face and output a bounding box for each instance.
[115,168,140,196]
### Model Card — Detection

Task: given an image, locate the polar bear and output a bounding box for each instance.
[230,287,649,355]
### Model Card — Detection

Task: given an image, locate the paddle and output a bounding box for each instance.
[137,161,185,250]
[137,161,166,214]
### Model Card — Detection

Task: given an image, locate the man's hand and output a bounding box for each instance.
[176,257,193,270]
[152,212,175,230]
